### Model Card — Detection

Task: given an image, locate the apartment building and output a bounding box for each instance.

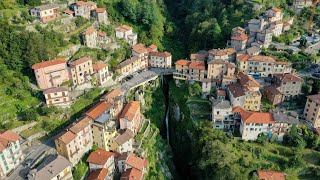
[207,48,236,61]
[43,87,72,107]
[116,56,143,79]
[229,27,248,51]
[54,116,93,166]
[236,55,274,77]
[73,1,97,19]
[111,129,134,153]
[68,57,93,86]
[132,44,149,68]
[120,153,148,180]
[100,88,125,117]
[149,51,172,68]
[256,29,273,48]
[173,60,206,82]
[92,8,108,25]
[263,85,283,105]
[207,60,236,80]
[265,8,283,23]
[87,149,115,178]
[93,61,111,86]
[273,73,302,98]
[228,72,261,111]
[82,27,97,48]
[212,99,234,131]
[119,101,141,134]
[304,94,320,128]
[234,107,274,141]
[270,21,284,37]
[32,58,69,90]
[0,130,23,177]
[272,111,299,141]
[115,25,137,45]
[30,4,60,23]
[28,155,73,180]
[86,101,117,151]
[273,61,292,74]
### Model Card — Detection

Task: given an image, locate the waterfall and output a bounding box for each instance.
[165,108,170,144]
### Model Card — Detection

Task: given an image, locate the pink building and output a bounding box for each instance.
[32,58,70,90]
[119,101,141,134]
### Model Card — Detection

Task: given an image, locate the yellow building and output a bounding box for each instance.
[228,72,261,111]
[173,60,206,81]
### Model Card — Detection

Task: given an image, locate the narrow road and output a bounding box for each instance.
[7,139,56,180]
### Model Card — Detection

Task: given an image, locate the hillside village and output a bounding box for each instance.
[1,0,320,180]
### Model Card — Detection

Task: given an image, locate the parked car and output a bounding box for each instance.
[25,159,33,167]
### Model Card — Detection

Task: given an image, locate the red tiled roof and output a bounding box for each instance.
[86,101,113,120]
[272,7,281,12]
[273,73,302,82]
[83,27,97,35]
[228,83,246,98]
[208,48,236,56]
[239,72,260,87]
[217,90,226,97]
[189,61,205,70]
[116,25,133,32]
[120,168,143,180]
[257,170,286,180]
[97,31,107,37]
[237,54,250,61]
[68,57,92,66]
[190,53,206,61]
[0,130,21,152]
[275,61,288,65]
[264,85,282,95]
[146,44,157,53]
[175,60,191,66]
[95,8,106,13]
[126,153,147,171]
[120,101,140,122]
[87,150,114,165]
[87,168,108,180]
[64,9,74,15]
[132,44,147,54]
[149,51,172,58]
[32,58,67,69]
[231,34,248,41]
[248,55,275,62]
[93,61,108,72]
[76,1,96,6]
[232,107,275,124]
[101,89,122,101]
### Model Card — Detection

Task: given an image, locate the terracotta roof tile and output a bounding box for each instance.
[115,129,134,145]
[231,34,248,41]
[149,51,172,58]
[228,83,246,98]
[32,58,67,69]
[175,60,191,66]
[95,8,106,13]
[208,48,236,56]
[0,130,21,152]
[86,101,113,120]
[93,61,108,72]
[233,107,275,124]
[76,1,96,6]
[83,27,97,35]
[87,168,108,180]
[101,89,122,101]
[273,73,302,82]
[275,61,288,65]
[190,53,206,61]
[97,31,107,37]
[237,54,250,61]
[248,55,275,62]
[116,25,133,32]
[189,61,205,70]
[87,150,114,165]
[120,168,143,180]
[257,170,286,180]
[120,101,140,122]
[64,9,74,15]
[132,44,147,54]
[68,57,92,66]
[146,44,157,53]
[239,72,260,87]
[126,153,147,171]
[272,7,281,12]
[264,85,282,95]
[217,90,226,97]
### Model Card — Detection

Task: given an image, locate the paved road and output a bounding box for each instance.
[8,139,56,180]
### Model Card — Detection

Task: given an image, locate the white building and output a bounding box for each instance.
[234,107,275,141]
[212,99,234,131]
[93,61,112,87]
[73,1,97,19]
[43,87,72,107]
[115,25,138,45]
[30,4,60,23]
[149,51,172,68]
[0,130,23,178]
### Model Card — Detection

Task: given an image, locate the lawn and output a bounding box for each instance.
[20,122,44,138]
